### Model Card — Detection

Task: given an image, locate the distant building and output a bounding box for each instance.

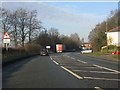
[106,26,120,46]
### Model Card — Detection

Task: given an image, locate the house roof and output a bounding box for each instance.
[108,26,120,32]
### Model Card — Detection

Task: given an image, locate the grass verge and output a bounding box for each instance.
[84,52,120,61]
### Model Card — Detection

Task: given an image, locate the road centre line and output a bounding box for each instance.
[50,57,53,60]
[77,59,87,64]
[50,56,59,65]
[93,64,120,73]
[61,66,83,79]
[50,56,83,79]
[53,60,59,65]
[84,76,120,81]
[73,70,118,74]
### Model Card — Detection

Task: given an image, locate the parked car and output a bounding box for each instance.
[81,49,93,54]
[112,47,120,55]
[40,49,49,56]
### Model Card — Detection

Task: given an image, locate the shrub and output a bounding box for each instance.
[101,45,117,52]
[25,43,42,53]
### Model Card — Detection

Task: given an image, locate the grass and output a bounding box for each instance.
[2,52,29,64]
[85,51,120,61]
[88,52,106,56]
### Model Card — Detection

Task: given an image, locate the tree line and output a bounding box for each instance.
[2,8,81,52]
[88,9,120,51]
[2,8,41,47]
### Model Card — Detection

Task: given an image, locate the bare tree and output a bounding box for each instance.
[17,8,29,47]
[27,10,41,43]
[2,8,11,32]
[10,10,19,48]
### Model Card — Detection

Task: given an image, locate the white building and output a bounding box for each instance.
[106,26,120,46]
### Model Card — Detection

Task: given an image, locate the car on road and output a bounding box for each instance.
[40,49,49,56]
[81,49,93,54]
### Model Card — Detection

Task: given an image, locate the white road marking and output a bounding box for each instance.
[71,57,75,60]
[77,59,87,64]
[50,57,53,60]
[93,64,120,73]
[73,70,118,74]
[94,87,103,90]
[61,66,83,79]
[84,76,120,81]
[53,60,59,65]
[67,56,70,58]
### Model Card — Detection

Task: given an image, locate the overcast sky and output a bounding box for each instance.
[1,0,118,42]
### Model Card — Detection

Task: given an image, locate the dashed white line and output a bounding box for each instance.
[61,66,83,79]
[84,76,120,81]
[93,64,120,73]
[77,59,87,64]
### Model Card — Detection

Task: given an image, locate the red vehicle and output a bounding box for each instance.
[112,47,120,55]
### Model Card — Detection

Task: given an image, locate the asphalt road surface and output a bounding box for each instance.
[3,52,120,89]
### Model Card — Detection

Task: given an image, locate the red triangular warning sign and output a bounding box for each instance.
[3,32,10,39]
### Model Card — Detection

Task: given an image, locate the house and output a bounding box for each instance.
[106,26,120,46]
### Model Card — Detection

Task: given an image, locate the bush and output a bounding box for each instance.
[101,45,117,52]
[25,43,42,53]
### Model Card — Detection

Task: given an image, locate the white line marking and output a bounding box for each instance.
[73,70,118,74]
[67,56,70,58]
[71,57,75,59]
[94,87,103,90]
[53,61,59,65]
[93,64,120,73]
[50,57,53,60]
[61,66,83,79]
[84,77,120,81]
[77,60,87,64]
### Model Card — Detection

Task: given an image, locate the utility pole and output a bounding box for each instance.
[106,21,108,53]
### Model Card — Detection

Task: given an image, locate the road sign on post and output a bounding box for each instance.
[3,32,10,51]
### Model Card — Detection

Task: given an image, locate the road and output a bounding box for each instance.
[3,52,120,89]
